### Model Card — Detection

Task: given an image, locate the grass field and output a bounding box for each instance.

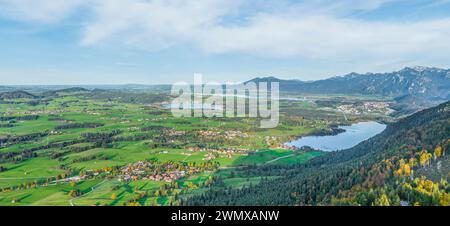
[0,91,387,206]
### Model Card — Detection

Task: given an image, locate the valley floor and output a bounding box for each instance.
[0,90,409,206]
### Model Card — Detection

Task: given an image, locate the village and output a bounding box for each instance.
[196,130,250,139]
[337,101,393,115]
[118,160,218,183]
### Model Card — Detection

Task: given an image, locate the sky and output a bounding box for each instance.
[1,0,450,85]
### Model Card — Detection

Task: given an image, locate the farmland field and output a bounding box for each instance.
[0,88,389,206]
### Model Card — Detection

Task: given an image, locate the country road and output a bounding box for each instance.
[264,154,295,165]
[69,180,108,206]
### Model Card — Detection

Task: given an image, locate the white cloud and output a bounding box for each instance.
[198,14,450,60]
[0,0,87,23]
[280,0,394,16]
[1,0,450,67]
[80,0,243,49]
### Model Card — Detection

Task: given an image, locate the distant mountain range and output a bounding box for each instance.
[247,66,450,114]
[247,66,450,99]
[2,66,449,113]
[42,87,89,96]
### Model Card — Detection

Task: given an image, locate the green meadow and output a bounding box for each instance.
[0,90,384,206]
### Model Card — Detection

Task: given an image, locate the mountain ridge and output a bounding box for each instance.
[0,91,37,99]
[247,66,450,98]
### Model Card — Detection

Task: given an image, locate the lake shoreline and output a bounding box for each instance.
[285,121,387,152]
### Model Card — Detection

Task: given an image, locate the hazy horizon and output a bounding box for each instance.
[1,65,448,86]
[1,0,450,84]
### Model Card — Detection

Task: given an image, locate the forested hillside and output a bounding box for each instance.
[185,101,450,206]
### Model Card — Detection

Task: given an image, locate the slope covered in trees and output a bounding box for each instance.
[185,101,450,206]
[0,91,37,99]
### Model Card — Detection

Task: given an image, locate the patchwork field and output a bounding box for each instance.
[0,89,389,206]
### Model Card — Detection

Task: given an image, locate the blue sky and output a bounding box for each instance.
[1,0,450,85]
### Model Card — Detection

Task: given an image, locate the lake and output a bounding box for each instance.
[285,121,387,152]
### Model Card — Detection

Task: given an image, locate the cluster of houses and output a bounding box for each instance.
[224,130,250,139]
[4,109,64,116]
[265,136,282,148]
[118,161,198,183]
[49,130,62,135]
[197,130,222,137]
[168,130,186,136]
[264,136,304,150]
[337,101,392,115]
[203,153,217,161]
[127,126,140,131]
[197,130,250,140]
[137,117,169,122]
[185,146,251,161]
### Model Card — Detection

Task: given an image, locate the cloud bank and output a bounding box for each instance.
[0,0,86,23]
[1,0,450,64]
